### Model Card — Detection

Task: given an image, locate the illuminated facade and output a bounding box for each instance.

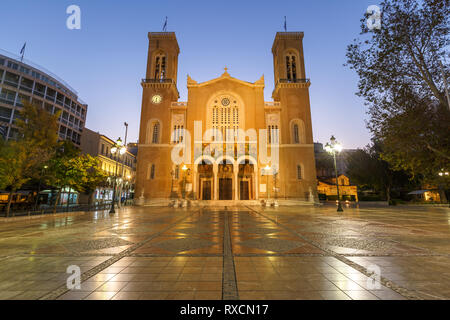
[136,32,317,204]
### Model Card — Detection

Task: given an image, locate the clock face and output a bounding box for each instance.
[221,98,230,106]
[152,95,162,104]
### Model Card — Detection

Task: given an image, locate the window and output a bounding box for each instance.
[20,77,33,92]
[297,165,302,180]
[175,165,179,179]
[101,144,104,155]
[151,122,160,144]
[293,124,299,143]
[151,164,155,179]
[268,125,279,144]
[154,53,166,80]
[148,164,155,180]
[291,119,305,144]
[286,52,297,81]
[0,106,12,122]
[0,89,16,105]
[173,125,184,143]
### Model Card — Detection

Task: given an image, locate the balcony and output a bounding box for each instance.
[171,102,187,107]
[264,101,281,108]
[277,79,310,85]
[142,78,174,84]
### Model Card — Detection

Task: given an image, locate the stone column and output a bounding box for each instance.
[193,167,197,200]
[213,164,218,200]
[255,166,259,200]
[234,165,239,200]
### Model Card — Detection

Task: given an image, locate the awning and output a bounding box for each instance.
[408,190,431,195]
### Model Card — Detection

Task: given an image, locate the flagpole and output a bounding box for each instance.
[20,42,26,62]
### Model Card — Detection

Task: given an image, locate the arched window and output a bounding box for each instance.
[291,119,305,144]
[154,53,166,80]
[209,96,241,142]
[152,122,160,143]
[286,52,297,81]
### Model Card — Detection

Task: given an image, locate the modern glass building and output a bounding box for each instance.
[0,49,87,145]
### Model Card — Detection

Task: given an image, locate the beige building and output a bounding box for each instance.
[81,128,136,201]
[317,175,359,202]
[136,31,317,203]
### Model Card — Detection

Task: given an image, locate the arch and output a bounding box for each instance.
[289,118,306,144]
[236,155,258,171]
[215,155,236,166]
[146,118,162,144]
[152,50,167,80]
[284,48,300,81]
[194,155,216,166]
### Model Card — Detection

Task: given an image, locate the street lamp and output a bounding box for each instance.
[181,165,191,200]
[325,135,343,212]
[34,165,48,211]
[109,137,126,214]
[437,169,449,206]
[264,164,271,205]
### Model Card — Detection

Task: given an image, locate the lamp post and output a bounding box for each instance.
[325,135,343,212]
[264,164,271,205]
[437,169,449,206]
[109,138,127,214]
[118,122,129,208]
[181,165,191,206]
[34,165,48,211]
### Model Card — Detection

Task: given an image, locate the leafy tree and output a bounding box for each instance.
[345,0,449,191]
[346,141,416,203]
[0,101,59,216]
[77,154,108,206]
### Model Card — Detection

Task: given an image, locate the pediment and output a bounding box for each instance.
[187,71,264,89]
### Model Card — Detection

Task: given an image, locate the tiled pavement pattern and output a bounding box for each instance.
[0,204,449,300]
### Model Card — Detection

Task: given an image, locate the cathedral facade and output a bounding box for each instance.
[135,31,317,204]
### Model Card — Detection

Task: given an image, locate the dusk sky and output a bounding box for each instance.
[1,0,377,149]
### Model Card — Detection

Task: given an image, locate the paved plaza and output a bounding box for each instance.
[0,204,449,300]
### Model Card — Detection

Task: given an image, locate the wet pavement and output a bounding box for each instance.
[0,204,449,300]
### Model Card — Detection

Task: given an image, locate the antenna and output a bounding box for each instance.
[284,16,287,32]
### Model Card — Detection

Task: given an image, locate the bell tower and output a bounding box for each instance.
[270,32,317,200]
[136,32,180,202]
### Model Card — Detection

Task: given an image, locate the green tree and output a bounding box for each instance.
[0,101,59,216]
[77,154,108,206]
[347,141,415,203]
[345,0,449,189]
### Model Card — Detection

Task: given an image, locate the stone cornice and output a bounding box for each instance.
[141,81,180,99]
[272,80,311,99]
[272,32,304,53]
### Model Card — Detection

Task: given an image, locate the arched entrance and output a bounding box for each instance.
[238,162,254,200]
[198,161,213,200]
[218,160,233,200]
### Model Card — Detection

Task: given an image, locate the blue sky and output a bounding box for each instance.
[1,0,377,148]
